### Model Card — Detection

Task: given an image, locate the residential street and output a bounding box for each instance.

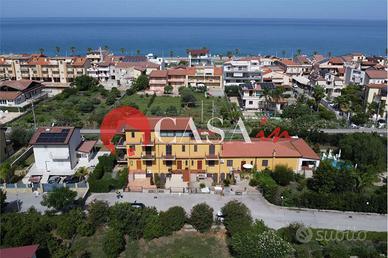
[87,191,387,232]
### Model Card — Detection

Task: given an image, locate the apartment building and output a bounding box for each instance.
[344,63,366,85]
[364,84,387,118]
[365,69,387,85]
[119,117,320,189]
[223,58,262,86]
[316,72,344,99]
[187,49,212,66]
[276,58,312,76]
[149,67,223,94]
[0,54,90,84]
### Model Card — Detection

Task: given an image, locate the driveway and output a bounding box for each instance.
[87,191,387,232]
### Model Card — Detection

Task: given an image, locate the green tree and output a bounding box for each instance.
[281,50,286,57]
[87,200,110,226]
[102,229,125,258]
[221,200,252,235]
[70,46,76,56]
[169,50,174,57]
[78,100,95,113]
[165,105,178,116]
[120,48,126,54]
[296,49,302,56]
[0,188,6,209]
[0,162,12,183]
[87,47,93,54]
[39,48,45,55]
[180,88,197,107]
[56,209,85,239]
[132,74,149,91]
[231,229,294,258]
[136,49,141,55]
[312,85,325,111]
[10,127,34,148]
[41,187,77,212]
[164,85,173,94]
[71,75,99,91]
[189,203,213,233]
[143,213,163,240]
[271,165,294,186]
[160,206,186,235]
[105,95,116,106]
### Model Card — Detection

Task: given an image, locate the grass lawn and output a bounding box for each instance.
[72,228,230,258]
[120,92,231,127]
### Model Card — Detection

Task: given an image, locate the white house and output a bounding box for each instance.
[365,69,387,85]
[28,127,96,179]
[223,58,262,86]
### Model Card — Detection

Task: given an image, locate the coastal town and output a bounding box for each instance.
[0,46,387,257]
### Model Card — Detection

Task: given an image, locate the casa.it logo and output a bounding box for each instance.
[255,116,290,142]
[100,106,151,156]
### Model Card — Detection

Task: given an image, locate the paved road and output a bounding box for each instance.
[87,191,387,232]
[5,190,387,231]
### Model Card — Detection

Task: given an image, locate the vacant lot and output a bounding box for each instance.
[71,228,231,258]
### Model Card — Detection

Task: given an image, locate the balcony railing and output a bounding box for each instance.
[162,154,176,160]
[205,154,219,160]
[141,153,155,160]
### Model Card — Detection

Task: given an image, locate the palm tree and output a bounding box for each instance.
[38,48,45,55]
[120,48,126,55]
[235,48,240,56]
[229,103,241,124]
[169,50,174,58]
[327,51,332,58]
[296,49,302,56]
[281,50,286,58]
[226,51,233,59]
[313,85,325,111]
[313,51,318,55]
[334,96,351,114]
[262,88,272,111]
[87,48,93,54]
[55,46,61,56]
[136,49,141,55]
[103,45,109,51]
[70,46,76,56]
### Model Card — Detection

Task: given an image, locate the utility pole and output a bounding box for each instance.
[212,100,215,118]
[31,99,37,129]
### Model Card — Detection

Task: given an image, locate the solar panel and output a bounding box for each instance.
[36,128,71,143]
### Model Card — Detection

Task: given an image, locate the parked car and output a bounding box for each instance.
[216,211,225,222]
[48,176,61,184]
[130,202,145,209]
[63,176,82,184]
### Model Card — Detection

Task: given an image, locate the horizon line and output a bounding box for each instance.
[1,16,386,22]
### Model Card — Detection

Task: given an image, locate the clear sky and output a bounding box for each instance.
[1,0,386,20]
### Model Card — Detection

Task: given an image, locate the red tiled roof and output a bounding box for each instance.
[77,140,97,153]
[187,49,209,55]
[168,69,187,76]
[0,80,35,91]
[71,57,87,67]
[329,57,344,65]
[0,91,22,100]
[149,70,168,78]
[366,69,387,79]
[221,138,319,160]
[29,127,76,145]
[279,59,297,66]
[214,67,223,76]
[367,83,387,89]
[28,57,50,66]
[0,245,39,258]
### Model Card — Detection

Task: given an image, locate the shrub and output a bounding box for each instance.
[160,206,186,235]
[77,222,95,237]
[165,105,178,116]
[253,172,279,203]
[277,223,305,244]
[102,229,125,258]
[271,165,294,186]
[221,200,252,235]
[41,187,77,212]
[143,214,164,240]
[189,203,213,233]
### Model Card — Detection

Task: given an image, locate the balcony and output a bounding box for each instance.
[141,139,155,146]
[141,153,155,160]
[117,155,128,163]
[205,154,219,160]
[162,154,176,160]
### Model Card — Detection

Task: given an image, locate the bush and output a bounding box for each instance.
[143,214,163,240]
[56,209,84,239]
[102,229,125,258]
[189,203,213,233]
[180,88,197,107]
[160,206,186,235]
[165,105,178,116]
[41,187,77,212]
[164,85,173,94]
[277,223,305,244]
[77,222,95,237]
[252,172,279,203]
[271,165,294,186]
[221,200,252,235]
[150,106,164,116]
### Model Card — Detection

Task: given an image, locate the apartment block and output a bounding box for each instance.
[223,58,262,86]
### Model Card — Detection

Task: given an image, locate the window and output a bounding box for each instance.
[166,161,173,167]
[182,145,186,152]
[146,160,152,167]
[227,160,233,167]
[248,101,253,105]
[166,145,172,155]
[131,132,135,138]
[185,160,188,166]
[262,160,269,167]
[209,144,215,155]
[208,160,215,167]
[191,160,194,166]
[194,145,198,152]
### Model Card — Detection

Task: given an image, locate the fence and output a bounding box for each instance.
[0,182,89,193]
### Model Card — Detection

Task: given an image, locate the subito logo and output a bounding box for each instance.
[100,106,151,155]
[296,227,313,244]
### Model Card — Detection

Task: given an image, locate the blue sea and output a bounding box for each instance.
[0,17,386,56]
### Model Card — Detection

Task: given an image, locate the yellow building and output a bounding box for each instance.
[120,117,320,190]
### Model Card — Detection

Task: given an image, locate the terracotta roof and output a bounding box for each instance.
[124,117,191,131]
[187,49,209,55]
[77,140,97,153]
[150,70,168,78]
[71,57,87,67]
[186,67,196,76]
[0,245,39,258]
[28,57,50,66]
[214,67,223,76]
[329,57,344,65]
[0,91,22,100]
[0,80,36,91]
[29,127,76,145]
[366,69,387,79]
[221,138,319,160]
[121,56,148,62]
[168,69,187,76]
[367,83,387,89]
[279,59,297,66]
